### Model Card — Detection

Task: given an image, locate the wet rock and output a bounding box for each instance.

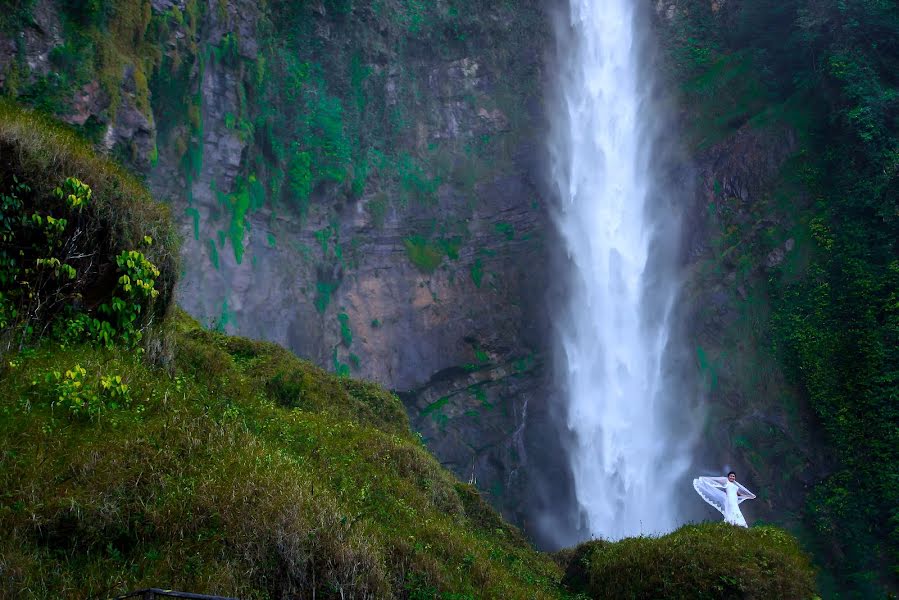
[151,0,187,12]
[64,81,108,127]
[766,246,785,268]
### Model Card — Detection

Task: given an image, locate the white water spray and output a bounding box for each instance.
[549,0,697,540]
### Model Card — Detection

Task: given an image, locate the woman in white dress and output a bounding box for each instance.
[693,471,756,527]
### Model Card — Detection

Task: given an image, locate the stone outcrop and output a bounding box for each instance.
[678,116,830,530]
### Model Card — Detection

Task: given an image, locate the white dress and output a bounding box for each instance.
[693,476,756,527]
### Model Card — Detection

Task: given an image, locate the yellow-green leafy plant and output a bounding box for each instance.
[96,243,161,347]
[33,364,131,419]
[0,176,89,345]
[0,101,179,351]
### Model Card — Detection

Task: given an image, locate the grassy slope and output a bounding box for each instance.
[0,309,564,599]
[0,311,820,600]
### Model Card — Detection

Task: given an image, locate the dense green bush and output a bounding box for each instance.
[0,101,178,350]
[558,524,817,600]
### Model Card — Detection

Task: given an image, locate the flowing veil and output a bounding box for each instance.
[693,476,754,516]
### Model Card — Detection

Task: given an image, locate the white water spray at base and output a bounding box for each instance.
[549,0,696,540]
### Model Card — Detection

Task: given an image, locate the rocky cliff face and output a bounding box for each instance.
[0,0,560,525]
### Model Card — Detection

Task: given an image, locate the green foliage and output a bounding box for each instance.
[668,0,899,593]
[212,31,240,66]
[314,280,337,314]
[470,258,484,288]
[404,235,444,273]
[219,176,264,264]
[92,247,161,347]
[558,523,817,600]
[29,363,132,420]
[265,50,357,216]
[494,221,515,241]
[337,312,353,347]
[0,104,176,351]
[331,347,351,377]
[398,153,440,206]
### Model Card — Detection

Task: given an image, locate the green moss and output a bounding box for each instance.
[366,193,389,227]
[219,177,258,265]
[404,235,444,273]
[470,258,484,288]
[331,347,351,377]
[207,237,219,270]
[421,396,450,417]
[494,221,515,241]
[314,280,336,314]
[337,312,353,347]
[558,523,816,599]
[438,236,462,260]
[398,152,440,206]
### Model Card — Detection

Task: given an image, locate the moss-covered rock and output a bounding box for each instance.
[557,523,817,600]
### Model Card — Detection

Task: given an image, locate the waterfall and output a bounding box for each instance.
[548,0,698,541]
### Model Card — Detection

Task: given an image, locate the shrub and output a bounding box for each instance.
[30,363,132,419]
[0,101,178,350]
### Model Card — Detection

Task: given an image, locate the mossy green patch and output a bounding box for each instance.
[207,237,219,270]
[315,280,337,314]
[421,396,451,417]
[338,312,353,347]
[470,258,484,288]
[558,523,816,599]
[404,235,444,273]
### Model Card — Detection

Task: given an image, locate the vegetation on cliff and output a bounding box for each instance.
[0,100,178,349]
[664,0,899,595]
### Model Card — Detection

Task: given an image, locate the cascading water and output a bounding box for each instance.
[548,0,698,540]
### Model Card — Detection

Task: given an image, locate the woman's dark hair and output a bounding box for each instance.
[728,471,736,477]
